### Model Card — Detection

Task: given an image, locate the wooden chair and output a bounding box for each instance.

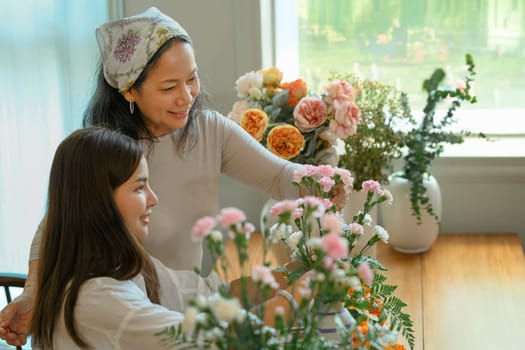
[0,272,28,350]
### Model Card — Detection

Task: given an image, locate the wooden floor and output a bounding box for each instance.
[217,232,525,350]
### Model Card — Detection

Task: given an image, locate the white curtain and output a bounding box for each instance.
[0,1,111,273]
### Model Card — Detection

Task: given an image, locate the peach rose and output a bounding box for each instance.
[293,96,328,131]
[266,125,304,160]
[240,108,269,141]
[281,79,308,106]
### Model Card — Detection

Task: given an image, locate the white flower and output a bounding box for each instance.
[195,294,208,308]
[269,223,292,243]
[383,189,394,204]
[204,327,224,341]
[285,230,303,249]
[347,276,362,289]
[374,224,389,243]
[248,86,263,100]
[208,293,245,323]
[209,230,223,242]
[227,100,251,124]
[182,307,199,336]
[234,70,263,98]
[363,213,373,226]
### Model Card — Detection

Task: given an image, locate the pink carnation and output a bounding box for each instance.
[335,168,354,187]
[358,262,374,285]
[321,213,344,235]
[318,176,335,193]
[322,233,348,259]
[293,166,308,183]
[191,216,217,242]
[293,96,328,132]
[252,265,279,289]
[270,200,299,216]
[348,222,364,235]
[217,207,246,227]
[316,164,336,177]
[361,180,383,194]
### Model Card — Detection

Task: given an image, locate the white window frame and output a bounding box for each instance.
[266,0,525,157]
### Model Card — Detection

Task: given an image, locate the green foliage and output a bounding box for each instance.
[371,274,415,349]
[399,53,485,223]
[335,74,415,189]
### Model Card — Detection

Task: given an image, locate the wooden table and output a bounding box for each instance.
[378,233,525,350]
[217,233,525,349]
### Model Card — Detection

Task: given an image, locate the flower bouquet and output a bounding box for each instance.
[227,66,361,166]
[158,165,414,349]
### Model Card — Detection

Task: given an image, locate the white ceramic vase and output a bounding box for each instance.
[341,189,378,258]
[316,301,355,344]
[380,173,442,253]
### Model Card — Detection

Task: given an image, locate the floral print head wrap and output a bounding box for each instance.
[96,7,191,93]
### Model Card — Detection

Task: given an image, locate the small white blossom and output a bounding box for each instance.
[208,293,244,323]
[209,230,223,242]
[269,223,293,243]
[363,213,373,226]
[306,237,323,250]
[182,307,199,336]
[195,294,208,308]
[285,230,303,249]
[374,224,389,243]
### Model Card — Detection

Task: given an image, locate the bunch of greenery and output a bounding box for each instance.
[336,75,414,190]
[398,53,484,223]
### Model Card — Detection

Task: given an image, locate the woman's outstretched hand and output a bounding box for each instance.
[0,294,33,346]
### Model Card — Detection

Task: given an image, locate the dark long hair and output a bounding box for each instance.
[31,127,160,349]
[83,36,207,155]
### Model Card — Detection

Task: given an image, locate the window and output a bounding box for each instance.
[273,0,525,136]
[0,0,115,273]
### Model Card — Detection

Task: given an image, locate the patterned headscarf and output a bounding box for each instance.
[96,7,191,93]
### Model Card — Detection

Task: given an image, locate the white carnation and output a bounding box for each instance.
[374,224,389,243]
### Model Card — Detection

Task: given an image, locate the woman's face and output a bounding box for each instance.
[125,41,200,137]
[114,156,158,241]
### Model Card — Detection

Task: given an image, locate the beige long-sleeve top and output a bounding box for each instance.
[31,110,301,270]
[48,257,222,350]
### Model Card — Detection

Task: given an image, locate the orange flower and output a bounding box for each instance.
[266,125,304,160]
[260,66,283,87]
[281,79,307,106]
[240,108,269,142]
[383,342,406,350]
[352,319,371,348]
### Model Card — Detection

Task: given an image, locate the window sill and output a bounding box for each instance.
[441,136,525,158]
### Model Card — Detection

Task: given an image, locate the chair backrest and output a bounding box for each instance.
[0,272,28,350]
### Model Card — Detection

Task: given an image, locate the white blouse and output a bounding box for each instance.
[49,257,222,349]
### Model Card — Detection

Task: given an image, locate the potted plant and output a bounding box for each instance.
[334,74,414,256]
[382,53,485,253]
[336,75,414,191]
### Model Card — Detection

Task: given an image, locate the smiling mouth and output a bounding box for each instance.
[169,111,188,119]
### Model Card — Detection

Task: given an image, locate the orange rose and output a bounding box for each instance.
[281,79,308,106]
[259,66,283,87]
[240,108,269,141]
[266,125,304,160]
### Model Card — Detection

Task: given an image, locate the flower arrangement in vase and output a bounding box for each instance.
[157,164,414,349]
[397,53,485,223]
[227,66,361,166]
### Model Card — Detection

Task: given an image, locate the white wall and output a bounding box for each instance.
[123,0,525,248]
